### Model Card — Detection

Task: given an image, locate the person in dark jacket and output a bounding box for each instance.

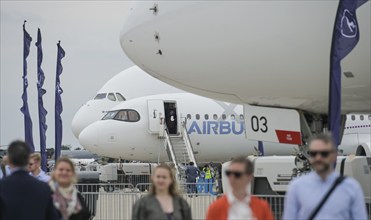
[0,140,59,220]
[132,163,192,220]
[185,161,199,194]
[49,157,91,220]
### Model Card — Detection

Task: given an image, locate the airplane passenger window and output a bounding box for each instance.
[116,93,126,101]
[360,115,364,121]
[102,111,117,120]
[94,93,107,100]
[369,115,371,121]
[196,114,200,120]
[213,114,218,120]
[351,115,355,121]
[205,114,209,120]
[231,114,235,120]
[108,93,116,101]
[222,114,226,120]
[128,110,140,122]
[187,114,191,120]
[115,110,128,121]
[240,114,244,120]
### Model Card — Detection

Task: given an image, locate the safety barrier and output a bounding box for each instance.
[76,182,219,194]
[75,183,135,193]
[78,186,371,220]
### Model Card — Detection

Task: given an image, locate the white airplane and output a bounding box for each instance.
[78,92,371,162]
[71,66,182,138]
[119,1,370,114]
[119,1,370,147]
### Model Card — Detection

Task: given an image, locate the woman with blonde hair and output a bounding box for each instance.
[132,163,192,220]
[50,157,91,220]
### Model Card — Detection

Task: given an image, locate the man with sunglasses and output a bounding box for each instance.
[206,157,273,220]
[283,133,367,220]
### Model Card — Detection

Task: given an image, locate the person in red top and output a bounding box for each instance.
[206,157,274,220]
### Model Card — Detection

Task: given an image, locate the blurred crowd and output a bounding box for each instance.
[0,141,91,220]
[0,133,368,220]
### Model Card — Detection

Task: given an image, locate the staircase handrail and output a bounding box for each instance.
[181,120,198,168]
[163,126,180,178]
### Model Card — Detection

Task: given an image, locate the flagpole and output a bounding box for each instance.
[35,28,48,171]
[55,40,65,161]
[20,20,35,152]
[328,0,366,167]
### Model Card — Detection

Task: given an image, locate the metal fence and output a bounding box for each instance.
[80,192,216,220]
[78,184,371,220]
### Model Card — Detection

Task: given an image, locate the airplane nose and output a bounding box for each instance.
[71,100,111,139]
[78,123,100,151]
[71,105,90,139]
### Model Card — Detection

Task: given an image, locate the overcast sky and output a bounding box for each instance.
[1,1,134,149]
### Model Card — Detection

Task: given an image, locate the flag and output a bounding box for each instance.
[328,0,367,147]
[55,41,65,161]
[258,141,264,156]
[35,28,48,171]
[20,21,35,152]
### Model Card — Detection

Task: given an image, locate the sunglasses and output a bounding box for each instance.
[225,170,245,178]
[308,150,333,158]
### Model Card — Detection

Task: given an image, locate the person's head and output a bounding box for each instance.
[28,153,41,172]
[7,140,30,168]
[226,157,254,191]
[308,133,337,175]
[52,157,76,187]
[189,161,194,166]
[150,164,179,196]
[204,164,209,168]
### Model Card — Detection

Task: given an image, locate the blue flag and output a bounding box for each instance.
[329,0,367,147]
[55,41,65,161]
[20,21,35,152]
[35,28,48,171]
[258,141,264,156]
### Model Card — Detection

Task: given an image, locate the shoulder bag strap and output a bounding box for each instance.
[308,175,346,220]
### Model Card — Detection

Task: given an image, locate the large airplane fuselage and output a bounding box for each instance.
[120,1,371,114]
[79,93,371,162]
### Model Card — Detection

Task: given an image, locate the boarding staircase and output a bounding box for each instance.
[162,119,197,181]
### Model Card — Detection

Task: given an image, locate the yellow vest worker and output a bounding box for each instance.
[204,168,212,179]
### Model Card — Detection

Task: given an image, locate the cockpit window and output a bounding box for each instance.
[107,93,116,101]
[94,93,107,100]
[102,111,117,120]
[116,93,126,101]
[128,110,140,121]
[103,109,140,122]
[115,110,128,121]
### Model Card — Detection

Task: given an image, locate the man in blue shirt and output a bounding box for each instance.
[283,133,367,220]
[28,153,50,182]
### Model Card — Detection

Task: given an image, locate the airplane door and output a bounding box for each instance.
[147,100,165,133]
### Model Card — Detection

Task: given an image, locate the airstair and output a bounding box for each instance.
[162,120,197,179]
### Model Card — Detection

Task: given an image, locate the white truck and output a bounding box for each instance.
[99,163,157,192]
